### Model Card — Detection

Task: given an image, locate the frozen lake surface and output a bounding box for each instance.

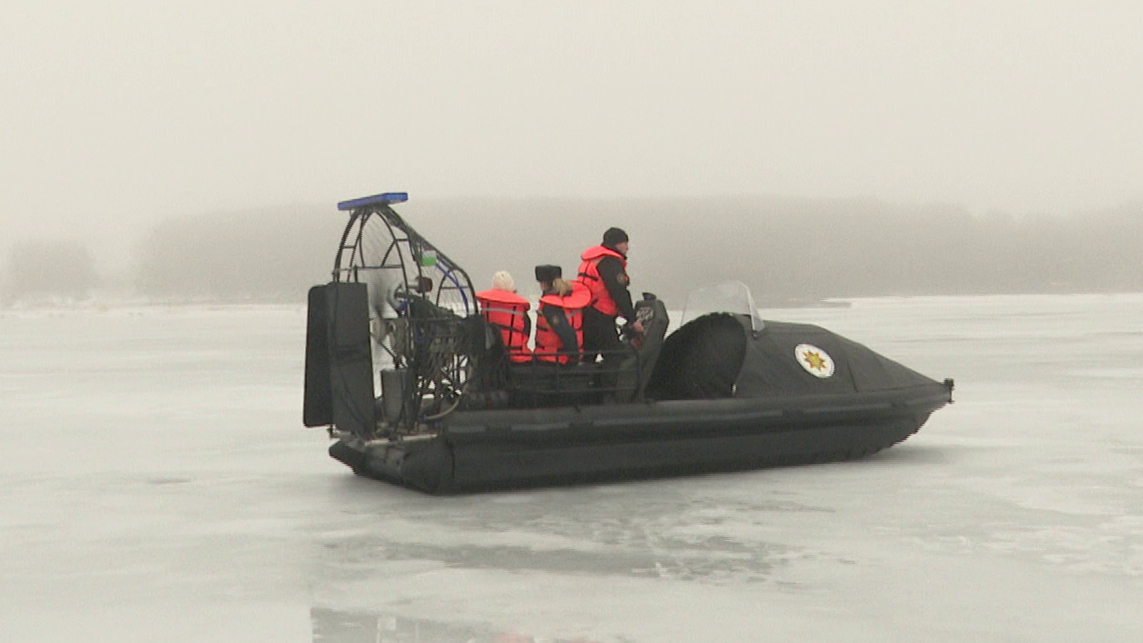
[2,294,1142,642]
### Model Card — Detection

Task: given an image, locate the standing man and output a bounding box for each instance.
[577,227,645,363]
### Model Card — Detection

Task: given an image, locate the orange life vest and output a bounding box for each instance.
[476,290,532,363]
[577,245,627,317]
[534,281,591,364]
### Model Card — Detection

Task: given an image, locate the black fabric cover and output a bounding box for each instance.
[645,313,747,400]
[733,319,856,396]
[734,319,938,397]
[648,313,941,401]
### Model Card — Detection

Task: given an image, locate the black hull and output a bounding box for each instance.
[329,381,951,494]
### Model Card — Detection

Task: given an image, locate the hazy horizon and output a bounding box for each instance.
[6,195,1143,306]
[4,1,1141,263]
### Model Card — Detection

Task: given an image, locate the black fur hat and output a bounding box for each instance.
[534,264,562,283]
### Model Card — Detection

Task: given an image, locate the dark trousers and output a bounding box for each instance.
[583,307,637,400]
[582,307,622,363]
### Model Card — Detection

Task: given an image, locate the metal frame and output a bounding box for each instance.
[331,199,477,436]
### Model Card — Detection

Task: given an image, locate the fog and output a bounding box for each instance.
[2,2,1142,292]
[5,196,1143,306]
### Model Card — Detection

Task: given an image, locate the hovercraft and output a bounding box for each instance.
[303,192,954,494]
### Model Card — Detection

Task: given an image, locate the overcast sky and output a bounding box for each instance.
[3,1,1141,253]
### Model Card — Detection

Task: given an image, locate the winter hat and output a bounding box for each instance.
[602,227,629,247]
[491,270,516,292]
[534,264,562,283]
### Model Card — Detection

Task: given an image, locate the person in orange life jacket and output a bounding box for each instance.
[578,227,644,362]
[533,264,591,364]
[475,271,532,363]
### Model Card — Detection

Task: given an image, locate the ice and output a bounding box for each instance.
[2,295,1142,642]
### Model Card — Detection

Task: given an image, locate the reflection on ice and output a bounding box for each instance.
[312,607,608,643]
[317,503,807,583]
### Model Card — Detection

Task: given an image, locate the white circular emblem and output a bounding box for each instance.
[795,343,835,378]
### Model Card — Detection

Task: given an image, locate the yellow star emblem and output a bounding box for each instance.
[803,350,827,371]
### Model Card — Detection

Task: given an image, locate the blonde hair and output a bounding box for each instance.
[491,270,516,292]
[551,277,573,296]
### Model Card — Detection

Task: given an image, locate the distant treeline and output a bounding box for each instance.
[397,196,1143,305]
[4,196,1142,304]
[2,239,99,302]
[131,203,344,301]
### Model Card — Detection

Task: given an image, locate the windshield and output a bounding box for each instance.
[679,281,765,332]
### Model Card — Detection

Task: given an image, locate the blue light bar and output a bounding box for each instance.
[336,192,409,211]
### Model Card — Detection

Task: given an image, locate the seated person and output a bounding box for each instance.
[475,271,532,363]
[533,265,591,364]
